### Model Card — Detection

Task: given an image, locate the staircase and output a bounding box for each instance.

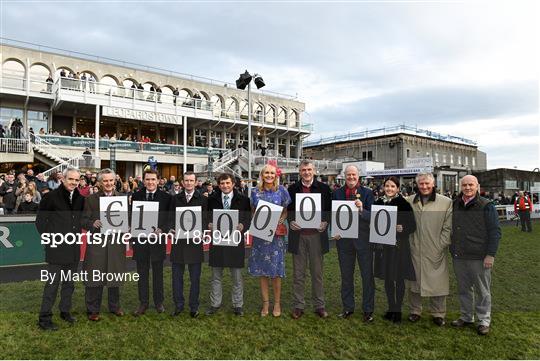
[31,134,97,177]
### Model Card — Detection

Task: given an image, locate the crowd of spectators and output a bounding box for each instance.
[2,167,536,217]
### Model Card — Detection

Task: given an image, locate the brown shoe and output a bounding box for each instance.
[408,313,421,322]
[315,308,328,318]
[291,308,304,319]
[155,304,165,313]
[88,313,100,322]
[133,305,148,317]
[477,325,490,335]
[110,309,124,317]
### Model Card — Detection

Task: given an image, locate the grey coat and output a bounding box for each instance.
[81,190,128,287]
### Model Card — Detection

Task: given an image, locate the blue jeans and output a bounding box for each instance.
[172,262,202,312]
[337,238,375,313]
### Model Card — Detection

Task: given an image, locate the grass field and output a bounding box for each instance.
[1,223,539,359]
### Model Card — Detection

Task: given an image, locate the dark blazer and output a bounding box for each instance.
[332,184,374,249]
[207,189,251,268]
[170,189,208,264]
[131,188,171,262]
[35,185,85,265]
[287,180,332,255]
[81,190,127,287]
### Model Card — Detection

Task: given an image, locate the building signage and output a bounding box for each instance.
[405,157,433,169]
[366,167,428,177]
[102,106,182,125]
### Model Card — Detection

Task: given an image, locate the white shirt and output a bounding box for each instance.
[185,191,195,202]
[221,192,233,206]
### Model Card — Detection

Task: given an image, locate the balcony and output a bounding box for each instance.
[1,73,312,133]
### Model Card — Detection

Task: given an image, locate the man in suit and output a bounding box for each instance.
[287,160,332,319]
[81,168,127,321]
[169,171,207,318]
[36,167,84,330]
[332,165,375,322]
[132,169,172,315]
[206,173,251,316]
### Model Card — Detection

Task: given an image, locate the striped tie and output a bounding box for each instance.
[223,195,230,209]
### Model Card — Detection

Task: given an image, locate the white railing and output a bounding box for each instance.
[32,134,73,162]
[0,138,29,153]
[0,74,53,95]
[41,155,100,178]
[56,77,214,111]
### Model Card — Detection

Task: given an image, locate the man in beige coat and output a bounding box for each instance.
[407,172,452,326]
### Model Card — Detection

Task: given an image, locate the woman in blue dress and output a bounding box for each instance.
[248,164,291,317]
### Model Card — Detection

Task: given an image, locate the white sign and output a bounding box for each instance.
[406,157,433,169]
[130,201,159,237]
[369,205,398,245]
[367,167,430,177]
[100,196,129,233]
[331,201,359,239]
[175,206,202,239]
[295,193,321,229]
[530,186,540,192]
[249,200,283,243]
[212,209,240,246]
[102,106,182,125]
[510,204,540,219]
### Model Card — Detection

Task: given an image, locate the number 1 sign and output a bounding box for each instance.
[369,205,398,245]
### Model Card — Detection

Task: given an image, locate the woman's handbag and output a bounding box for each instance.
[275,222,288,236]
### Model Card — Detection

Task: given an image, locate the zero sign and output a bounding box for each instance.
[374,209,391,237]
[179,210,196,233]
[299,196,316,222]
[336,204,353,231]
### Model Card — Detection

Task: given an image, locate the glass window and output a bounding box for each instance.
[472,157,476,167]
[195,129,207,147]
[225,132,237,150]
[27,110,49,134]
[406,149,410,158]
[442,154,447,163]
[450,154,454,164]
[278,138,286,156]
[210,130,222,148]
[465,156,469,166]
[435,153,439,162]
[0,107,24,137]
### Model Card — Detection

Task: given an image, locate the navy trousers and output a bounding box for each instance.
[336,238,375,313]
[172,262,202,312]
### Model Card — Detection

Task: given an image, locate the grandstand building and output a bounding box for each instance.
[303,126,488,193]
[0,39,341,180]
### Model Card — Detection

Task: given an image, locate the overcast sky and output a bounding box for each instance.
[2,0,538,170]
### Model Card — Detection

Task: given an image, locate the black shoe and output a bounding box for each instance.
[477,324,490,335]
[433,317,446,327]
[155,304,165,313]
[205,306,220,316]
[171,308,184,317]
[60,312,76,324]
[338,310,354,319]
[233,307,244,316]
[190,311,200,318]
[392,312,402,323]
[38,320,58,331]
[363,312,374,323]
[133,304,148,317]
[383,311,394,321]
[408,314,421,322]
[451,318,474,327]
